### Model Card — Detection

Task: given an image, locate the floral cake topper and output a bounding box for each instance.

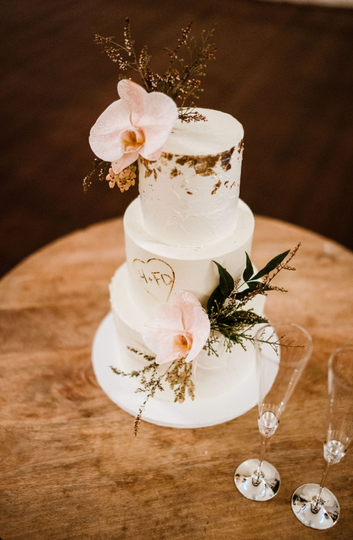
[84,19,216,192]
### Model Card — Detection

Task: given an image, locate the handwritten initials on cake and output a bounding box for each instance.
[133,258,175,302]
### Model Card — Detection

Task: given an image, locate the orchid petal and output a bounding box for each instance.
[184,307,210,363]
[140,124,176,157]
[137,92,178,156]
[172,291,202,331]
[142,146,164,162]
[89,99,132,161]
[156,351,179,365]
[142,290,210,372]
[142,303,184,355]
[118,79,147,125]
[111,150,140,175]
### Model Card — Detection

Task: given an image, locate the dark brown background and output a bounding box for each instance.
[1,0,353,278]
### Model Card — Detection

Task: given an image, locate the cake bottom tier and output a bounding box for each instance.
[92,311,262,428]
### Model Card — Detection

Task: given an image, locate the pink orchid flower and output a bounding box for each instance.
[142,291,211,377]
[89,79,178,174]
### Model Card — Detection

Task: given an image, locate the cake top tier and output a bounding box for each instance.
[163,108,244,155]
[138,108,244,247]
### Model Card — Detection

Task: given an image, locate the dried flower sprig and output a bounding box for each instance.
[162,24,216,113]
[106,164,137,191]
[83,158,111,192]
[165,358,195,403]
[94,18,216,121]
[83,19,215,190]
[111,347,162,435]
[111,348,194,435]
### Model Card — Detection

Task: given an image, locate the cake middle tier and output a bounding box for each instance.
[124,197,255,315]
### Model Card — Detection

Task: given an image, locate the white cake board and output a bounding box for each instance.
[92,312,272,429]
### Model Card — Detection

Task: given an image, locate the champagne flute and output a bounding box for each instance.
[291,346,353,529]
[234,322,313,501]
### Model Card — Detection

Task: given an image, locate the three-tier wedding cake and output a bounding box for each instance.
[108,107,265,402]
[88,22,292,429]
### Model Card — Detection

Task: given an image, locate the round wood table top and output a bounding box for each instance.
[1,215,353,539]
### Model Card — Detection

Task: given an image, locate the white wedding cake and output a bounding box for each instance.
[109,108,265,401]
[88,26,294,428]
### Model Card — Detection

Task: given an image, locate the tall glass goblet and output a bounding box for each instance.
[291,346,353,530]
[234,322,313,501]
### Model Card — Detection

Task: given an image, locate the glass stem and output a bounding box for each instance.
[253,434,268,485]
[312,461,331,512]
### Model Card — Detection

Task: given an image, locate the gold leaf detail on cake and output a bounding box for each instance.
[140,157,158,180]
[211,179,222,195]
[140,148,237,182]
[170,167,182,178]
[175,155,219,176]
[133,258,175,302]
[220,147,235,171]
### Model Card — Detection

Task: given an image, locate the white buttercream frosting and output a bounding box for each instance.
[138,108,244,247]
[163,108,243,155]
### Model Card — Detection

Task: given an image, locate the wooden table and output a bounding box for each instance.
[1,215,352,539]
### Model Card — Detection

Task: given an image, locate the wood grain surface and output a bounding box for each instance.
[0,216,353,539]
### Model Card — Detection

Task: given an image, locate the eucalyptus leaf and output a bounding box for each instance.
[207,285,224,313]
[234,281,259,301]
[235,288,252,300]
[246,281,259,289]
[213,261,234,298]
[207,261,235,313]
[252,249,290,280]
[243,252,254,282]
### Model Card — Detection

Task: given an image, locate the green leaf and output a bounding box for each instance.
[207,285,224,313]
[246,281,260,290]
[207,262,235,313]
[235,288,252,300]
[213,261,234,298]
[243,252,254,282]
[252,250,290,280]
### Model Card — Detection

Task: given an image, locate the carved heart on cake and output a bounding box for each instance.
[133,258,175,302]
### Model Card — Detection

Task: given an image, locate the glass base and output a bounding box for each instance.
[291,483,340,530]
[234,458,280,501]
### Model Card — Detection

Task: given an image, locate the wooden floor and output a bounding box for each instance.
[1,0,353,277]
